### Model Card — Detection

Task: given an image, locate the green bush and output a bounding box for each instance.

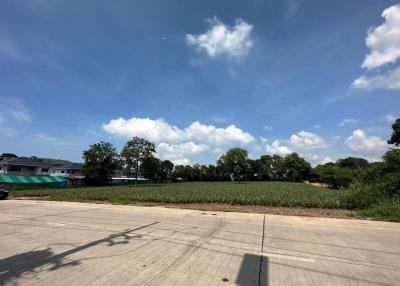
[314,165,355,189]
[342,184,387,210]
[359,202,400,222]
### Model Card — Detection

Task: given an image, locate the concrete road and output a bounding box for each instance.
[0,200,399,286]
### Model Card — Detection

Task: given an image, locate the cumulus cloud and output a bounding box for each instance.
[265,140,293,156]
[186,17,254,58]
[338,118,359,127]
[345,129,388,160]
[265,131,328,158]
[362,4,400,69]
[157,142,209,165]
[352,66,400,91]
[103,117,255,146]
[353,4,400,91]
[103,118,184,142]
[187,121,254,145]
[289,131,328,150]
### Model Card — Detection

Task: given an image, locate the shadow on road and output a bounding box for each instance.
[236,253,268,286]
[0,222,158,285]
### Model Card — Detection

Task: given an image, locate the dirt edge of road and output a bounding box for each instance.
[12,197,355,219]
[161,203,355,219]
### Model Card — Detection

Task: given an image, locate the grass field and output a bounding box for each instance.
[10,181,349,209]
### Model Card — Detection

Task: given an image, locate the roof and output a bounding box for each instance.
[0,157,49,167]
[0,175,67,184]
[112,177,149,181]
[53,163,83,170]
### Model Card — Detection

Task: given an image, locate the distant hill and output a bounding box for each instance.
[32,157,72,167]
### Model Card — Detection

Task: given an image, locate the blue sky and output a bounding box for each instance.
[1,0,399,165]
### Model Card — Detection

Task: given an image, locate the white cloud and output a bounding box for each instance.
[338,118,358,127]
[302,154,334,167]
[353,4,400,91]
[186,17,254,58]
[103,117,255,146]
[0,98,31,137]
[262,125,273,131]
[362,4,400,70]
[157,142,209,166]
[265,131,328,158]
[314,124,321,129]
[384,113,398,123]
[103,118,185,142]
[35,133,56,141]
[0,37,32,62]
[171,158,191,166]
[212,147,224,154]
[3,98,31,124]
[187,121,255,145]
[345,129,389,161]
[352,66,400,91]
[265,140,293,156]
[320,156,334,165]
[289,131,328,150]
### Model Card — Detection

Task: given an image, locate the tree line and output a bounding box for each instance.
[81,138,174,186]
[81,119,400,198]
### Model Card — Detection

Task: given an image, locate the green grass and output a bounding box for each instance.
[358,202,400,222]
[10,181,348,208]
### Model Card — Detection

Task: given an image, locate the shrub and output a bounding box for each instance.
[314,165,355,189]
[359,202,400,222]
[343,184,387,210]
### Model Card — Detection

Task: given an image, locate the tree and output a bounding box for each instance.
[160,160,174,181]
[217,148,250,182]
[121,137,156,183]
[205,165,218,181]
[314,164,354,189]
[388,118,400,146]
[141,157,162,182]
[382,148,400,172]
[279,153,311,182]
[254,155,280,180]
[0,153,17,160]
[360,162,384,185]
[381,149,400,198]
[336,157,369,169]
[140,158,174,182]
[81,141,120,186]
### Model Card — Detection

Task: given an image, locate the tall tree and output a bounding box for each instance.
[121,137,156,183]
[141,157,162,182]
[81,141,120,186]
[160,160,174,181]
[217,148,250,182]
[279,153,311,182]
[388,118,400,146]
[255,155,278,180]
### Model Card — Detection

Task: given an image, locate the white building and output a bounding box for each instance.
[50,163,83,177]
[0,157,50,176]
